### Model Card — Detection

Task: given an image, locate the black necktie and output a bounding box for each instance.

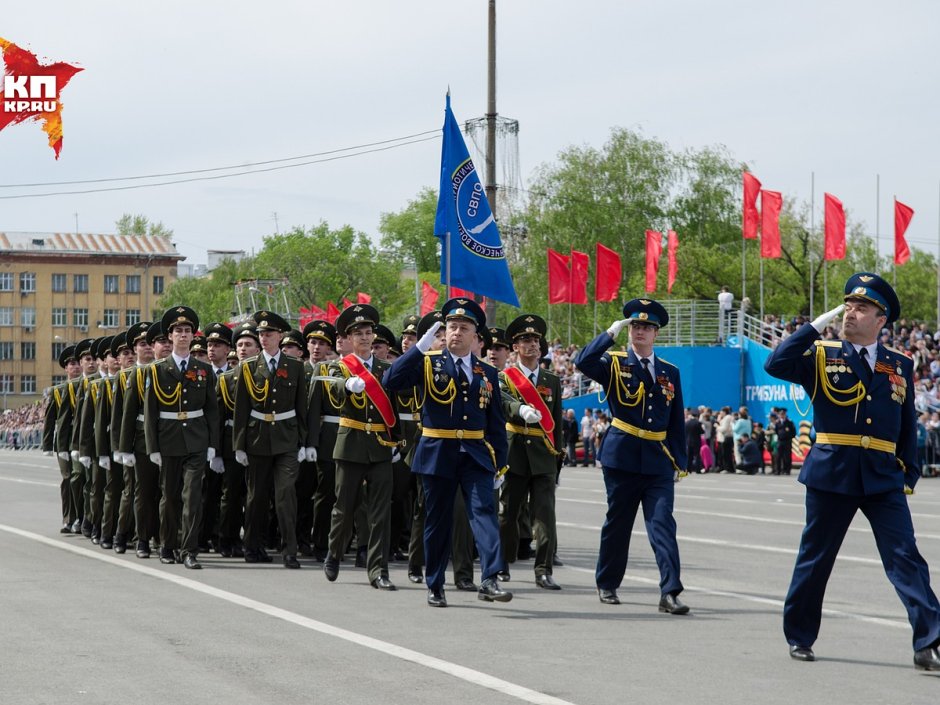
[859,348,872,384]
[270,358,277,374]
[640,358,654,388]
[457,359,469,386]
[529,371,537,386]
[179,359,187,374]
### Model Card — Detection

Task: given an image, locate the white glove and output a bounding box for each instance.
[149,452,162,467]
[345,376,366,394]
[607,319,628,339]
[207,447,216,462]
[43,450,53,457]
[417,320,444,352]
[305,447,317,462]
[70,450,79,461]
[112,451,123,464]
[79,456,91,469]
[57,451,69,461]
[98,456,110,471]
[391,449,401,464]
[811,304,844,333]
[519,405,542,424]
[296,448,306,462]
[209,456,225,474]
[235,450,249,466]
[124,453,136,467]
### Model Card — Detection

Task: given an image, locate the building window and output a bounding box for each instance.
[21,308,36,327]
[51,273,67,292]
[52,308,67,327]
[0,342,12,359]
[0,375,13,394]
[103,309,120,328]
[0,272,12,291]
[51,375,66,387]
[104,275,119,294]
[0,307,12,326]
[74,274,88,293]
[73,308,88,328]
[153,275,165,295]
[19,272,36,293]
[52,342,66,360]
[21,342,36,360]
[21,375,36,394]
[126,274,141,294]
[125,309,141,326]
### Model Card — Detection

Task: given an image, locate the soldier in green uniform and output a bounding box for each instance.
[322,304,400,590]
[144,307,220,569]
[77,336,112,544]
[499,314,564,589]
[97,332,129,549]
[43,344,81,532]
[200,322,234,553]
[233,311,310,568]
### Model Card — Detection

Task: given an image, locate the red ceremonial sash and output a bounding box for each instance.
[503,366,555,440]
[341,354,396,429]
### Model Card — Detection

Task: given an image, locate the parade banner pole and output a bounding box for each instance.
[593,297,598,337]
[759,255,764,322]
[445,231,452,297]
[876,174,881,273]
[568,302,572,345]
[809,171,815,319]
[936,181,940,330]
[741,235,746,302]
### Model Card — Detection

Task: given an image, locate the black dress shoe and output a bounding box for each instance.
[299,544,315,558]
[914,646,940,671]
[408,571,424,584]
[136,540,151,558]
[658,594,690,615]
[60,525,71,534]
[257,548,273,563]
[455,578,477,592]
[218,540,233,558]
[324,557,339,582]
[71,519,82,533]
[478,578,513,602]
[355,547,367,568]
[100,537,113,550]
[427,588,447,607]
[552,553,564,567]
[81,519,93,538]
[371,576,397,591]
[496,569,511,582]
[536,574,562,590]
[113,538,127,554]
[283,555,301,569]
[91,535,100,545]
[183,554,202,570]
[244,550,261,563]
[789,645,815,662]
[391,549,407,562]
[231,543,245,559]
[159,548,175,565]
[598,588,620,605]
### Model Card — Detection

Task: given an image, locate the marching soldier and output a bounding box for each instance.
[77,336,112,544]
[575,298,689,614]
[486,327,511,370]
[43,345,81,532]
[765,273,940,669]
[200,322,234,553]
[321,304,400,590]
[97,333,127,550]
[144,307,220,569]
[232,311,310,568]
[499,314,564,590]
[385,298,512,607]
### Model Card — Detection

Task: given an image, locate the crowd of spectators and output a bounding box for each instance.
[0,398,45,450]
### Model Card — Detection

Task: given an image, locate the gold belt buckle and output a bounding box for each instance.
[859,435,871,449]
[177,411,188,420]
[264,412,275,423]
[637,428,646,438]
[455,429,464,439]
[365,422,373,432]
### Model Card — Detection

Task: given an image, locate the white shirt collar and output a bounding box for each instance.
[354,353,374,369]
[263,351,280,367]
[632,348,656,369]
[517,361,539,379]
[852,342,877,368]
[454,352,473,372]
[171,352,190,367]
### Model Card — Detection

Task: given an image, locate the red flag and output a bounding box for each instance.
[298,307,313,328]
[743,172,761,240]
[420,280,440,315]
[666,231,679,293]
[569,250,589,304]
[547,249,571,304]
[449,285,475,299]
[357,292,372,304]
[760,190,783,258]
[325,301,340,325]
[308,304,326,319]
[594,243,621,302]
[824,193,845,261]
[342,297,354,309]
[645,230,663,293]
[895,199,914,266]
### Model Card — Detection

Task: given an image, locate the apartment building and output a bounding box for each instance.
[0,232,184,407]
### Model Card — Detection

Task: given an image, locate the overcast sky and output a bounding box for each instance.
[2,1,938,266]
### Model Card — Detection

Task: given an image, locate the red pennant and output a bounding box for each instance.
[666,231,679,293]
[420,280,440,315]
[308,304,326,319]
[449,285,475,299]
[824,193,845,261]
[594,243,621,303]
[895,199,914,266]
[569,250,589,304]
[760,190,782,258]
[325,301,340,325]
[645,230,663,293]
[357,292,372,304]
[342,297,354,309]
[547,249,571,304]
[743,172,761,240]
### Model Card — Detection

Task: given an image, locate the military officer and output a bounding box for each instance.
[486,327,511,370]
[574,298,689,614]
[77,336,113,544]
[200,322,234,553]
[144,307,220,569]
[43,344,81,532]
[499,314,564,589]
[233,311,310,568]
[765,273,940,670]
[321,304,399,590]
[97,333,127,549]
[385,298,512,607]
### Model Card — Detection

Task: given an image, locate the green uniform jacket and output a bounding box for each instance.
[144,358,220,457]
[217,366,237,460]
[53,378,81,454]
[42,386,60,452]
[233,354,308,456]
[393,386,422,466]
[500,365,564,476]
[70,374,96,452]
[110,369,133,454]
[307,360,340,457]
[119,363,153,456]
[327,357,399,464]
[78,374,108,458]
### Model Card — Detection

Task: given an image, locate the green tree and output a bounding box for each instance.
[116,213,174,239]
[378,187,440,273]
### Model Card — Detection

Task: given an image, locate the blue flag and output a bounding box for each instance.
[434,93,519,307]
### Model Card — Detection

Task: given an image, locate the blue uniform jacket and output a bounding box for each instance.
[764,323,918,494]
[574,333,686,475]
[385,345,508,478]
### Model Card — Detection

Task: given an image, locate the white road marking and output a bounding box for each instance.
[0,476,58,488]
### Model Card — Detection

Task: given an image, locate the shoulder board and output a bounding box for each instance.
[883,345,905,356]
[657,357,677,368]
[242,355,259,364]
[220,367,238,378]
[609,351,628,358]
[425,350,443,355]
[813,340,842,348]
[476,358,496,371]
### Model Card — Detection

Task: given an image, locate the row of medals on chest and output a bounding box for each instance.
[825,359,906,403]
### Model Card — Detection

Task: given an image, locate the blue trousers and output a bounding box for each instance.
[785,487,940,650]
[421,454,506,592]
[595,468,683,596]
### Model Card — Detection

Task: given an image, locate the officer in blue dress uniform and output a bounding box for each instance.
[385,298,512,607]
[765,272,940,669]
[574,298,690,614]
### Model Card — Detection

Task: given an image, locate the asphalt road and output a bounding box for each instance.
[1,449,938,705]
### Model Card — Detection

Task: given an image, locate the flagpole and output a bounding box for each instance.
[445,231,452,297]
[741,235,746,303]
[809,171,815,319]
[759,255,764,322]
[568,302,572,345]
[893,194,897,288]
[593,297,598,338]
[936,180,940,330]
[876,174,881,273]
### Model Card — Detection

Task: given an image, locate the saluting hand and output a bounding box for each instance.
[416,321,443,352]
[811,304,844,333]
[607,319,628,339]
